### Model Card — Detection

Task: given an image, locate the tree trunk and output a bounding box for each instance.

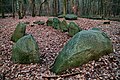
[63,0,67,15]
[1,0,5,18]
[39,0,47,16]
[18,0,24,19]
[31,0,35,17]
[82,0,84,16]
[12,0,15,18]
[100,0,103,17]
[54,0,57,16]
[76,0,79,15]
[57,0,60,14]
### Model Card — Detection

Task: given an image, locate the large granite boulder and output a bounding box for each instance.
[60,20,68,32]
[50,30,113,74]
[52,18,61,29]
[68,22,82,36]
[46,18,53,26]
[65,14,77,20]
[11,22,26,42]
[12,34,40,64]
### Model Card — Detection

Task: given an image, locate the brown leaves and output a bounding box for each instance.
[0,16,120,80]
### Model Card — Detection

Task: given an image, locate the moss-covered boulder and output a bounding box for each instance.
[46,18,53,26]
[11,22,26,42]
[60,20,68,32]
[12,34,40,64]
[50,30,113,74]
[68,22,82,36]
[65,14,77,20]
[58,15,65,18]
[33,21,45,25]
[52,18,61,29]
[91,27,101,31]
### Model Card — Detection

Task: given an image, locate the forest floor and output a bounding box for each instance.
[0,16,120,80]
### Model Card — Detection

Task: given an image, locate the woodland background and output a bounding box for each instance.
[0,0,120,20]
[0,0,120,80]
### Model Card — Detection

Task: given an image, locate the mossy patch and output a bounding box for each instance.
[12,34,40,64]
[11,22,26,42]
[50,30,113,74]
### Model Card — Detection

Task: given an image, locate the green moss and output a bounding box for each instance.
[60,20,68,32]
[52,18,61,29]
[46,18,53,26]
[58,15,65,18]
[11,22,26,42]
[91,27,101,31]
[51,30,113,74]
[68,22,82,36]
[12,34,40,64]
[65,14,78,20]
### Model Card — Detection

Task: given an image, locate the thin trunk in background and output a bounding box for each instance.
[12,0,15,18]
[1,0,5,18]
[63,0,67,15]
[39,0,47,16]
[82,0,84,16]
[17,0,24,19]
[100,0,103,17]
[53,0,57,16]
[31,0,35,17]
[57,0,60,14]
[76,0,79,15]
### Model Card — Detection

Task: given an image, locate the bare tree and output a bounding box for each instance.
[12,0,15,18]
[1,0,5,18]
[63,0,67,15]
[31,0,35,17]
[39,0,47,16]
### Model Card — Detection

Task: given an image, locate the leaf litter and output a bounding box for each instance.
[0,16,120,80]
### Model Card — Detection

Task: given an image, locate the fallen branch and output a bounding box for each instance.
[42,72,81,79]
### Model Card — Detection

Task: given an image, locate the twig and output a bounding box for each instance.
[42,72,81,79]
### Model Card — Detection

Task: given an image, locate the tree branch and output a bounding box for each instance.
[42,72,81,79]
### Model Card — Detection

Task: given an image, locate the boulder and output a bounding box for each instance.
[33,21,45,25]
[24,21,30,24]
[58,15,65,18]
[46,18,53,26]
[65,14,77,20]
[60,20,68,32]
[52,18,61,29]
[12,34,40,64]
[50,30,113,74]
[11,22,26,42]
[68,22,82,36]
